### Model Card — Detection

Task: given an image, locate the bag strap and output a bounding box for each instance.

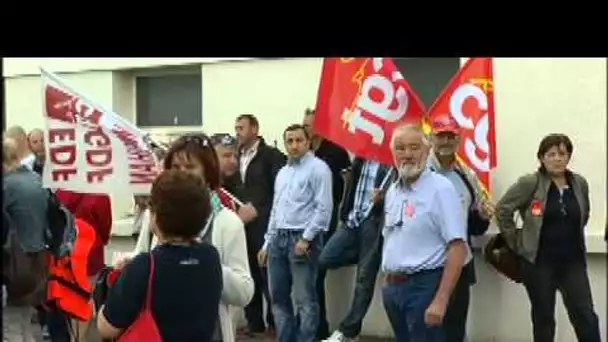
[144,253,155,309]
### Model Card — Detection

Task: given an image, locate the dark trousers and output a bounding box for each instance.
[316,206,339,339]
[245,232,274,332]
[319,216,383,338]
[523,259,601,342]
[46,306,71,342]
[382,269,445,342]
[443,263,473,342]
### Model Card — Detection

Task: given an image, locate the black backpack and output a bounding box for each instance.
[45,190,76,258]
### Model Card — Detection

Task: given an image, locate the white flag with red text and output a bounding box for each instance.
[41,69,160,195]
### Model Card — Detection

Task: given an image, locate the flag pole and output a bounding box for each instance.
[361,167,395,218]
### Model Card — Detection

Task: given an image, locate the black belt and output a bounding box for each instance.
[385,268,443,284]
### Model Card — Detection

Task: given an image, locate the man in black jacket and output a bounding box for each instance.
[235,114,286,335]
[303,109,352,339]
[320,157,394,342]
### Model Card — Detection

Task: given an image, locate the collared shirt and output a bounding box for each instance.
[427,155,472,225]
[263,152,333,249]
[382,170,471,274]
[239,139,260,183]
[20,153,35,171]
[345,160,380,229]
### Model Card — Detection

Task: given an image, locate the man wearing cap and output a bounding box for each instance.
[427,114,494,342]
[382,123,470,342]
[211,133,258,223]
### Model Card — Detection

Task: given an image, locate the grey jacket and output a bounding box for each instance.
[495,170,589,263]
[3,166,49,253]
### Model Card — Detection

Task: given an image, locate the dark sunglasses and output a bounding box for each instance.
[210,133,236,147]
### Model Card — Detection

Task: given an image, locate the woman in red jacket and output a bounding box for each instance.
[55,189,112,342]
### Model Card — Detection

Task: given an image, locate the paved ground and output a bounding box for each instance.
[81,325,391,342]
[238,337,390,342]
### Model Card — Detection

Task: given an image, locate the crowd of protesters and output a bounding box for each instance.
[2,110,602,342]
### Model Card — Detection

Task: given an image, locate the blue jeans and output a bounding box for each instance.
[319,216,382,338]
[382,269,445,342]
[268,230,320,342]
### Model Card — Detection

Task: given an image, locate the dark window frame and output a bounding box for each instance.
[134,66,202,128]
[393,57,461,109]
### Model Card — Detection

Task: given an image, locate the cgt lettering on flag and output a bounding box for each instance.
[342,58,410,145]
[313,57,426,165]
[450,77,494,173]
[426,57,497,191]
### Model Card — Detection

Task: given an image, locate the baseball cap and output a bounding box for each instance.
[430,114,460,134]
[210,133,237,147]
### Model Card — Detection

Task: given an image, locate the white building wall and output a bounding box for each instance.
[4,57,606,341]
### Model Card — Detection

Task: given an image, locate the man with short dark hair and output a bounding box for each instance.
[258,124,333,342]
[234,114,286,335]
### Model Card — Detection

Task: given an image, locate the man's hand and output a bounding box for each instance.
[113,255,132,270]
[238,203,258,223]
[424,297,448,326]
[294,238,310,256]
[371,188,383,204]
[479,197,496,219]
[257,249,268,267]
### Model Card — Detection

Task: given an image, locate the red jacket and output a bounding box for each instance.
[55,190,112,276]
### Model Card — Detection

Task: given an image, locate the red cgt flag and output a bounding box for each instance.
[313,57,426,165]
[426,57,497,191]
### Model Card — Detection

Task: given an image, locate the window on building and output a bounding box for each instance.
[394,58,461,108]
[135,67,202,128]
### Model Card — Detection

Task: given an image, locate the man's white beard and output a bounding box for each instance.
[398,162,425,183]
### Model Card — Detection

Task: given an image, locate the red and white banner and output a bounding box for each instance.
[42,69,160,195]
[426,57,497,191]
[313,57,426,164]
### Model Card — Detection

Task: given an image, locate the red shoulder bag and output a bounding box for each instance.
[117,254,162,342]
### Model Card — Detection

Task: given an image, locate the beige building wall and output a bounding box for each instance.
[4,57,606,341]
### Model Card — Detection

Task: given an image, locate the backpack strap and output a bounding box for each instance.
[200,214,215,244]
[453,168,476,210]
[144,253,155,309]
